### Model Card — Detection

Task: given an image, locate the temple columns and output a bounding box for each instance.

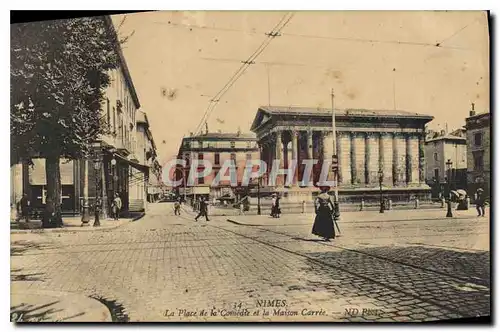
[307,130,313,160]
[379,132,385,181]
[364,133,370,184]
[418,133,425,184]
[406,135,412,184]
[291,130,299,184]
[350,132,357,184]
[322,131,335,183]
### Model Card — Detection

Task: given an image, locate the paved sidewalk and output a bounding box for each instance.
[205,202,444,216]
[10,214,143,234]
[11,285,111,322]
[227,208,484,226]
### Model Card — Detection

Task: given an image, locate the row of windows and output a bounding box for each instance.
[184,140,256,149]
[433,152,466,163]
[474,132,483,147]
[110,70,136,125]
[473,151,485,171]
[106,98,136,151]
[183,152,253,165]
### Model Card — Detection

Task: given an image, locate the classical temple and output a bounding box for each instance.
[249,106,434,203]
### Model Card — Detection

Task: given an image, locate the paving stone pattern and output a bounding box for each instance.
[10,204,490,322]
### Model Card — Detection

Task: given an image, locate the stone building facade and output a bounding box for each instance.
[465,110,490,198]
[174,132,259,201]
[10,16,151,219]
[425,132,467,193]
[250,106,434,203]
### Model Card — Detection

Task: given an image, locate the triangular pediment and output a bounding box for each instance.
[250,108,272,132]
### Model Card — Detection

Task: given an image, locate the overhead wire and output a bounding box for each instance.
[151,15,482,51]
[193,12,295,135]
[193,13,292,134]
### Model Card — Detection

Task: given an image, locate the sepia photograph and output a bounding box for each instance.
[9,9,491,323]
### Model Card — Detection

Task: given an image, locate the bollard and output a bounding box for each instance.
[388,199,393,210]
[466,197,470,210]
[446,200,453,217]
[360,199,365,211]
[415,198,419,209]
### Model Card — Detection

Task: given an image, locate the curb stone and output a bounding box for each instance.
[131,212,146,222]
[10,219,130,234]
[226,214,476,226]
[11,289,112,322]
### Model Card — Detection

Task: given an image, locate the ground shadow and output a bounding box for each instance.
[291,237,325,242]
[11,271,45,282]
[300,245,490,320]
[10,301,85,322]
[11,240,54,256]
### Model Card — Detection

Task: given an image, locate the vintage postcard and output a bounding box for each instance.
[10,10,490,323]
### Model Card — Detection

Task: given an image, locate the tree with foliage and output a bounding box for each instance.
[11,16,124,227]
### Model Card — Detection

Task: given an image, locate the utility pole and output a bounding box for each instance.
[183,166,187,202]
[392,68,396,110]
[266,64,271,106]
[81,159,90,225]
[331,89,340,222]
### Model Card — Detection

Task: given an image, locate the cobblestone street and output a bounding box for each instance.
[11,203,490,322]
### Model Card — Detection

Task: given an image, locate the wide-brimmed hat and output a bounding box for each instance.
[477,188,484,192]
[319,185,331,191]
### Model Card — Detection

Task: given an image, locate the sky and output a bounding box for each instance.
[111,11,489,165]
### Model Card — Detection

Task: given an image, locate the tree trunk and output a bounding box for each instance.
[44,155,63,228]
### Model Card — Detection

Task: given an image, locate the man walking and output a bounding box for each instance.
[17,193,31,222]
[111,193,122,220]
[195,197,210,222]
[475,188,486,217]
[174,198,181,216]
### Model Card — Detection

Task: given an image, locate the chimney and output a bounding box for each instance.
[470,102,476,116]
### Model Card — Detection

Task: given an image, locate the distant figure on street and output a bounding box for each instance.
[301,200,306,214]
[275,195,281,218]
[271,194,281,218]
[312,186,336,241]
[195,197,210,222]
[111,193,122,220]
[174,199,181,216]
[17,193,31,222]
[270,194,277,217]
[475,188,486,217]
[94,197,102,225]
[239,201,244,215]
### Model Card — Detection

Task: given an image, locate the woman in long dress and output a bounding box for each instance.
[312,186,336,241]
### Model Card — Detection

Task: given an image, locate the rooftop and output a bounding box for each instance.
[258,105,434,119]
[426,134,466,143]
[136,110,148,125]
[466,111,490,121]
[185,132,257,140]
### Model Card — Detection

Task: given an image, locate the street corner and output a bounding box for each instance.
[226,214,314,227]
[11,289,112,323]
[10,217,131,235]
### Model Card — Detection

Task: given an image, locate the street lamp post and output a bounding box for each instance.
[446,159,453,218]
[93,152,102,227]
[331,89,340,220]
[257,143,262,215]
[81,158,90,226]
[378,169,385,213]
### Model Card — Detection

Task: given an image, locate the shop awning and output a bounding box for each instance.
[113,153,150,175]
